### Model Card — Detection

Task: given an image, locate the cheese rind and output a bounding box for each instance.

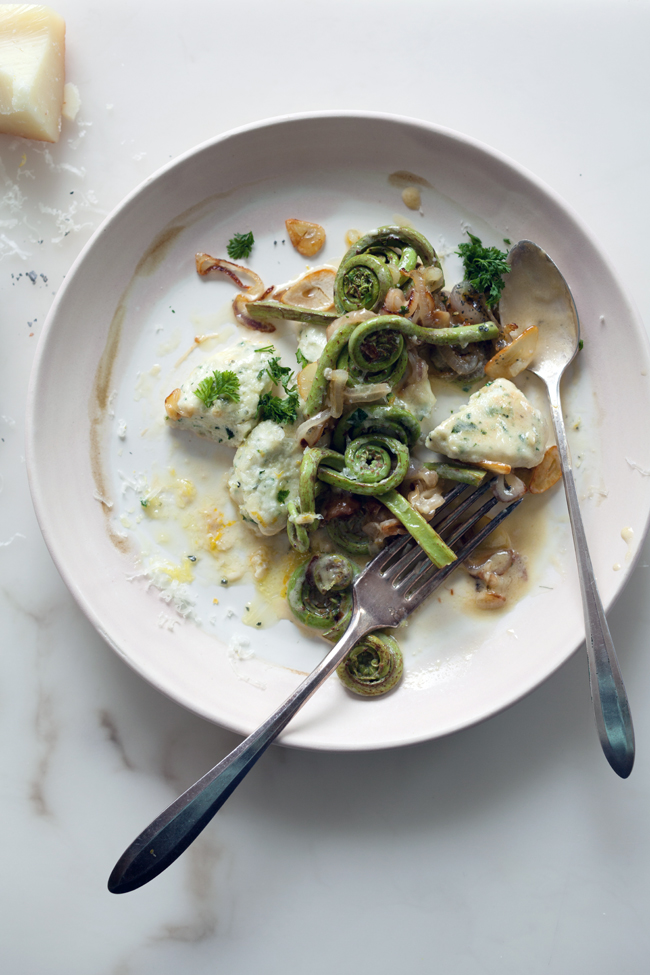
[0,5,66,143]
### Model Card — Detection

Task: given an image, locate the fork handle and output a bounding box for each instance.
[108,609,373,894]
[547,379,635,778]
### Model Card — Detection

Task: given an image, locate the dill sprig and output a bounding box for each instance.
[227,231,255,260]
[256,355,300,424]
[258,390,299,425]
[456,232,510,307]
[265,355,294,391]
[194,369,240,408]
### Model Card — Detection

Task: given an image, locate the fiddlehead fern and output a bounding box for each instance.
[333,254,394,315]
[287,554,357,642]
[325,509,372,556]
[334,226,441,315]
[337,633,404,696]
[332,404,421,452]
[304,315,499,418]
[317,435,410,495]
[348,316,499,375]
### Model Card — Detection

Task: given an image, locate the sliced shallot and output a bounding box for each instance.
[492,473,526,503]
[295,409,332,448]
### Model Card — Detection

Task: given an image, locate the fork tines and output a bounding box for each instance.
[380,478,523,607]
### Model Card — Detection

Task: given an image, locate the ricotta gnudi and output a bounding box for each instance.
[426,378,547,469]
[166,340,274,448]
[228,421,303,536]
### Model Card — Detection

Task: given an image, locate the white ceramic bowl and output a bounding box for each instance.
[26,112,650,750]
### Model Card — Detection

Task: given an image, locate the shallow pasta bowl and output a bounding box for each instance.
[26,111,650,751]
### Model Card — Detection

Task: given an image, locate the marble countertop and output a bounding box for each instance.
[2,1,650,971]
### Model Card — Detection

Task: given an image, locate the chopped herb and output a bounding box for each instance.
[226,427,235,439]
[187,555,197,562]
[256,354,299,424]
[277,488,290,504]
[255,345,275,354]
[295,349,309,368]
[503,237,512,246]
[399,305,408,315]
[578,339,584,351]
[258,390,299,425]
[194,369,240,408]
[227,231,255,260]
[140,498,148,507]
[456,232,510,307]
[266,355,294,390]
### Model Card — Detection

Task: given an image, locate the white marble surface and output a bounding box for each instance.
[2,1,650,971]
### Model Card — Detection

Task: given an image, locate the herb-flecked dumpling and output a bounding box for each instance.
[164,340,274,447]
[426,378,547,468]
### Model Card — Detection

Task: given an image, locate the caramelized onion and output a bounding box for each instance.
[195,252,273,332]
[233,293,276,333]
[295,409,332,448]
[382,287,407,314]
[195,254,265,299]
[344,382,392,403]
[406,268,438,327]
[326,308,376,340]
[492,473,526,503]
[437,343,486,376]
[326,368,349,419]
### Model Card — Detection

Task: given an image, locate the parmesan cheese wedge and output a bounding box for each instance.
[0,5,66,143]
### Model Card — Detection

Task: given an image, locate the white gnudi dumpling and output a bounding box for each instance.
[228,421,303,535]
[425,378,547,469]
[164,340,274,447]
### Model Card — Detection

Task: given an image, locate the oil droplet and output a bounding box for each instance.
[242,594,281,630]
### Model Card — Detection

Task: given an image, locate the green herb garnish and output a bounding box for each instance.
[265,355,294,390]
[258,390,299,425]
[227,231,255,260]
[255,345,275,354]
[277,488,290,504]
[256,353,300,424]
[456,232,510,307]
[295,349,309,368]
[194,369,240,408]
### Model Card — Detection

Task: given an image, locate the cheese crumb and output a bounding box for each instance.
[0,5,66,143]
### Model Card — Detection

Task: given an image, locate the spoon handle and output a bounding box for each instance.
[546,377,634,777]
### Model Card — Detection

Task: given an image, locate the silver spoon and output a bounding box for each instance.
[500,240,634,777]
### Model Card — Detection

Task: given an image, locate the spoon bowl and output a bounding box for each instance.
[501,239,579,382]
[500,240,635,778]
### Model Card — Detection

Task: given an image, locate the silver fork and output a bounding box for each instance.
[108,478,521,894]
